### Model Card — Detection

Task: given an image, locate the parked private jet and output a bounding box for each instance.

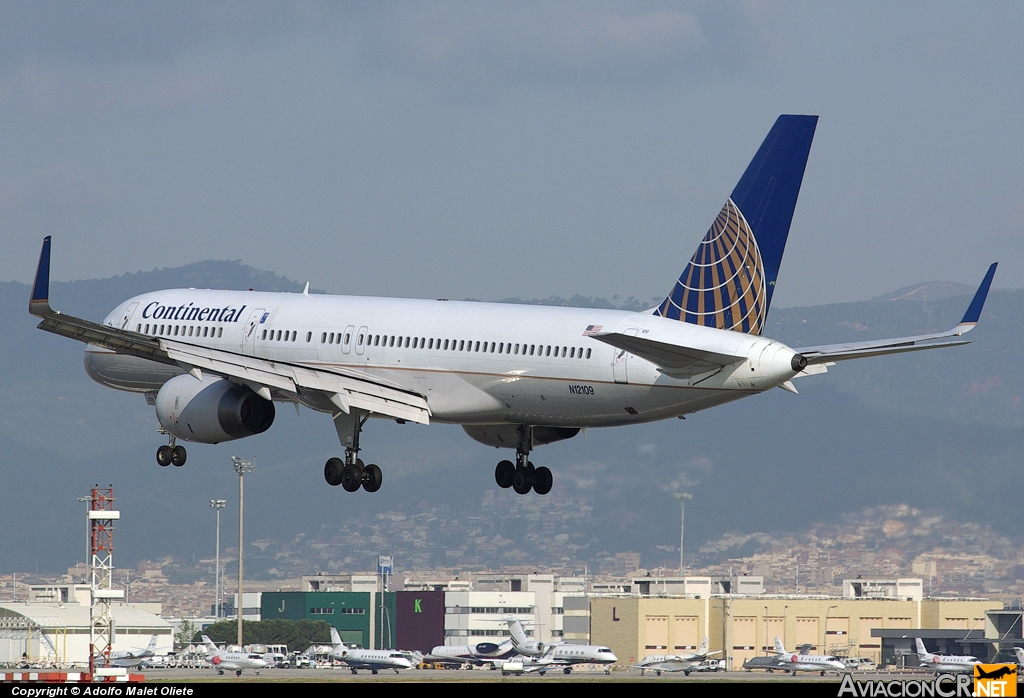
[28,115,996,496]
[773,637,846,676]
[914,638,982,674]
[633,637,721,675]
[201,635,267,677]
[328,626,413,675]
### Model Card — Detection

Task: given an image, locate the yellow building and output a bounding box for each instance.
[591,596,1000,668]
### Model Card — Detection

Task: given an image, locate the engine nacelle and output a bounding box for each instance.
[462,425,580,449]
[517,641,545,656]
[473,642,500,655]
[155,374,275,444]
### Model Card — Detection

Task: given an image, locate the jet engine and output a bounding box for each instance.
[517,641,545,656]
[155,374,275,444]
[473,642,500,655]
[462,425,580,449]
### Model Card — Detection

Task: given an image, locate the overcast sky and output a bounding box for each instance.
[2,2,1021,308]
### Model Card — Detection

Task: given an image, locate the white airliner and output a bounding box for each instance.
[28,114,997,495]
[633,637,721,676]
[773,637,846,675]
[914,638,981,674]
[502,618,617,675]
[328,626,414,675]
[201,635,268,677]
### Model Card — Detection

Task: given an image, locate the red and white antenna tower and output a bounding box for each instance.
[88,486,122,675]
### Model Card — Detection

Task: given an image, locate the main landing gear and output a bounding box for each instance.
[156,434,186,467]
[325,409,383,493]
[494,426,553,495]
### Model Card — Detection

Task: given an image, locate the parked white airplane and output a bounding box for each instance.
[773,637,846,675]
[1015,646,1024,665]
[201,635,268,676]
[633,637,721,676]
[914,638,981,674]
[427,636,515,667]
[502,619,616,675]
[28,115,997,495]
[328,626,413,674]
[106,634,159,668]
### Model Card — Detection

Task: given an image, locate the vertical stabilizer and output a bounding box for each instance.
[915,638,929,658]
[773,637,788,655]
[506,617,530,647]
[656,115,817,334]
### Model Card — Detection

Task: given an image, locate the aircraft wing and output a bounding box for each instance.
[591,332,747,379]
[796,263,997,365]
[28,237,430,425]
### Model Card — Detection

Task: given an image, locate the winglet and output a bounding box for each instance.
[30,236,53,316]
[958,262,997,327]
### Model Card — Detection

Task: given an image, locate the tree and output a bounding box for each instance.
[192,619,331,653]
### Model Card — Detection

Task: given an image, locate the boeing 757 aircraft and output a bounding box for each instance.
[28,115,996,496]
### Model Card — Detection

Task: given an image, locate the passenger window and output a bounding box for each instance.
[307,331,312,342]
[444,339,449,350]
[529,345,535,355]
[514,344,519,354]
[218,327,223,338]
[474,341,480,352]
[345,333,351,344]
[570,347,575,358]
[458,340,464,351]
[358,334,364,345]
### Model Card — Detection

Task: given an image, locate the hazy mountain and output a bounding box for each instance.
[1,264,1021,577]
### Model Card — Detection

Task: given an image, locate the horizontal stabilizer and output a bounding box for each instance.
[797,263,996,365]
[593,331,745,378]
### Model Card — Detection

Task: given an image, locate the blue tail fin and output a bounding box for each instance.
[655,115,817,334]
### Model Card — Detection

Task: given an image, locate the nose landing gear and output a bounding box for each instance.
[156,434,186,467]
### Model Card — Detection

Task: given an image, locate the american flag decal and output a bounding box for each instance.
[582,325,603,336]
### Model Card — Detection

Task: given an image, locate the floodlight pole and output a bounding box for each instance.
[231,457,254,649]
[210,499,227,619]
[674,493,692,576]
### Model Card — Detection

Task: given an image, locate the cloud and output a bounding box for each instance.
[355,2,764,90]
[661,456,714,492]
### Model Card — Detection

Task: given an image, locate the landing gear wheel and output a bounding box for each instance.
[532,466,552,495]
[563,667,572,674]
[324,457,344,486]
[235,670,241,677]
[341,462,363,492]
[156,445,172,467]
[371,669,378,675]
[171,445,187,467]
[362,464,382,492]
[495,460,515,488]
[512,463,534,495]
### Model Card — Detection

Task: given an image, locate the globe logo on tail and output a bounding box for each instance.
[656,198,767,335]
